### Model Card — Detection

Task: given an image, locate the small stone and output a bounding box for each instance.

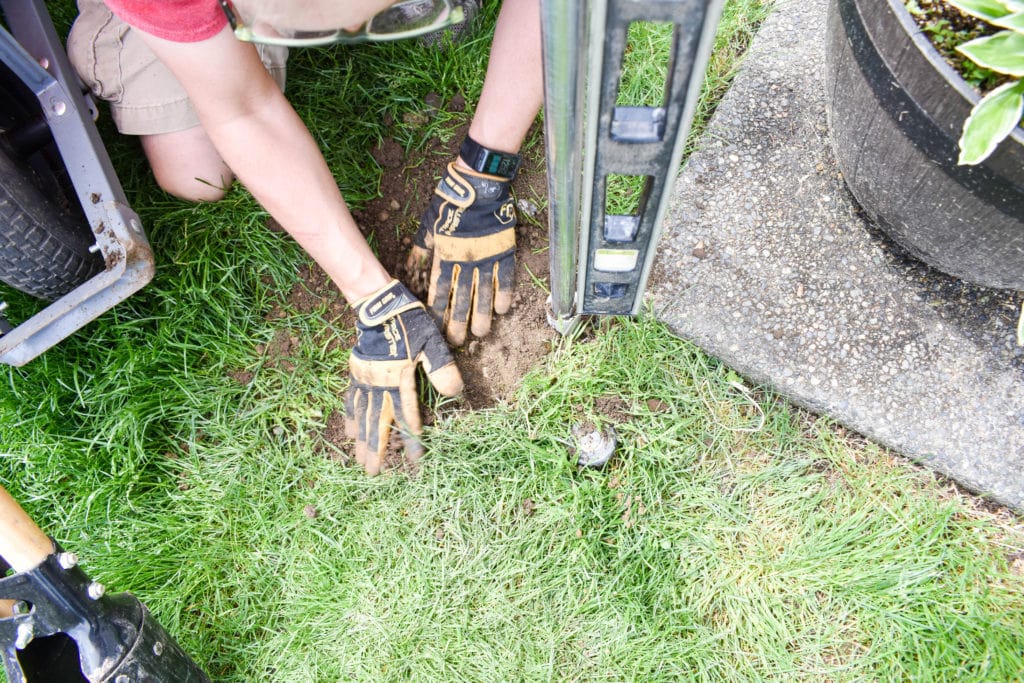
[378,210,390,222]
[389,199,401,211]
[516,198,539,217]
[303,504,318,519]
[692,240,707,259]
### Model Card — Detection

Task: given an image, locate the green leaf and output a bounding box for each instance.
[958,80,1024,164]
[958,30,1024,76]
[991,9,1024,31]
[947,0,1013,20]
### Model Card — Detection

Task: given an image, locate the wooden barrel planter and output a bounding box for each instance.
[825,0,1024,290]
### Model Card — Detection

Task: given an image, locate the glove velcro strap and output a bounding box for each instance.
[349,355,412,388]
[435,162,512,205]
[434,230,515,263]
[355,279,424,327]
[434,164,477,208]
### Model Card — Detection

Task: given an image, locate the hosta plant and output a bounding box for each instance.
[947,0,1024,164]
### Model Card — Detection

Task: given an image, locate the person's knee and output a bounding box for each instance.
[141,128,233,203]
[152,168,232,203]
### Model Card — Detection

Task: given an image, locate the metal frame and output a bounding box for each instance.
[542,0,725,323]
[0,0,153,367]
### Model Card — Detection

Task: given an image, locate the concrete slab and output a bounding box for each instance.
[650,0,1024,510]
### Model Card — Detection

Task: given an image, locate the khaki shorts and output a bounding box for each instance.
[67,0,288,136]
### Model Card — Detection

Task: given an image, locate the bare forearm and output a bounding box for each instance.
[139,28,389,302]
[467,0,543,154]
[204,90,389,299]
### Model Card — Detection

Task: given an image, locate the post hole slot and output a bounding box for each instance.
[616,21,674,108]
[605,174,652,219]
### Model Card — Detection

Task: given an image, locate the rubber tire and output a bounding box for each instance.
[0,146,102,301]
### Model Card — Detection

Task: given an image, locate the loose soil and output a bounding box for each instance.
[366,115,557,411]
[266,94,556,463]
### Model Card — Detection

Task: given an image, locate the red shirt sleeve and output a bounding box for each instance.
[103,0,228,42]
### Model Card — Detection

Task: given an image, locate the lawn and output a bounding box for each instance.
[1,1,1022,681]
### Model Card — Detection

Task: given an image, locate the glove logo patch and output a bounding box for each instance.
[495,200,515,226]
[383,318,401,358]
[435,204,464,236]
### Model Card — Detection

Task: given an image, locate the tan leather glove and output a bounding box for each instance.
[344,279,463,475]
[407,162,516,346]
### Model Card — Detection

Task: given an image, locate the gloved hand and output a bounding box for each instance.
[344,279,463,475]
[406,161,516,346]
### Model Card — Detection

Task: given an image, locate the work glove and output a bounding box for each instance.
[344,279,463,475]
[406,162,516,346]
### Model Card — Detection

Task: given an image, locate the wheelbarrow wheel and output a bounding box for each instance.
[0,145,103,301]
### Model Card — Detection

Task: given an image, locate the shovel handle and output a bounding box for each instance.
[0,486,54,572]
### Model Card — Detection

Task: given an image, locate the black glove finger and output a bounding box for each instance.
[414,312,463,397]
[344,382,360,442]
[446,263,475,347]
[494,251,515,315]
[428,258,457,329]
[349,383,371,467]
[471,264,494,339]
[396,367,425,463]
[360,389,397,476]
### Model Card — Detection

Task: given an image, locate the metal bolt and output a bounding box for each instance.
[88,243,101,253]
[115,675,131,683]
[153,640,164,656]
[87,582,105,599]
[14,623,33,649]
[58,552,79,569]
[50,98,66,116]
[37,57,49,70]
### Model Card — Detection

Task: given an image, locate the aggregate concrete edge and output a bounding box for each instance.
[649,0,1024,510]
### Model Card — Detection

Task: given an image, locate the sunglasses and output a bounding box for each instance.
[218,0,465,47]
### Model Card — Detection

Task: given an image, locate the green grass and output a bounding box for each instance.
[5,317,1024,681]
[3,1,1023,681]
